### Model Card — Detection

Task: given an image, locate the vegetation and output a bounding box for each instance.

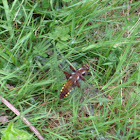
[0,0,140,139]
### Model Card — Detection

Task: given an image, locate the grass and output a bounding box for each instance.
[0,0,140,139]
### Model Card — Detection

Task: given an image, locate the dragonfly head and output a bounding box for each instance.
[82,64,89,71]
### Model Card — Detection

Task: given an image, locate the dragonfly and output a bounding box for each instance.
[60,64,89,99]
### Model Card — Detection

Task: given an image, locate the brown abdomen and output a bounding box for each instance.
[60,79,74,99]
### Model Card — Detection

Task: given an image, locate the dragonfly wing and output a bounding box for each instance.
[64,71,72,79]
[69,65,76,72]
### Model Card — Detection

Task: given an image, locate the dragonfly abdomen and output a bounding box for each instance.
[60,78,74,99]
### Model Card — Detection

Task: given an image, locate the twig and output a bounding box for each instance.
[127,0,131,20]
[120,54,123,105]
[0,95,44,140]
